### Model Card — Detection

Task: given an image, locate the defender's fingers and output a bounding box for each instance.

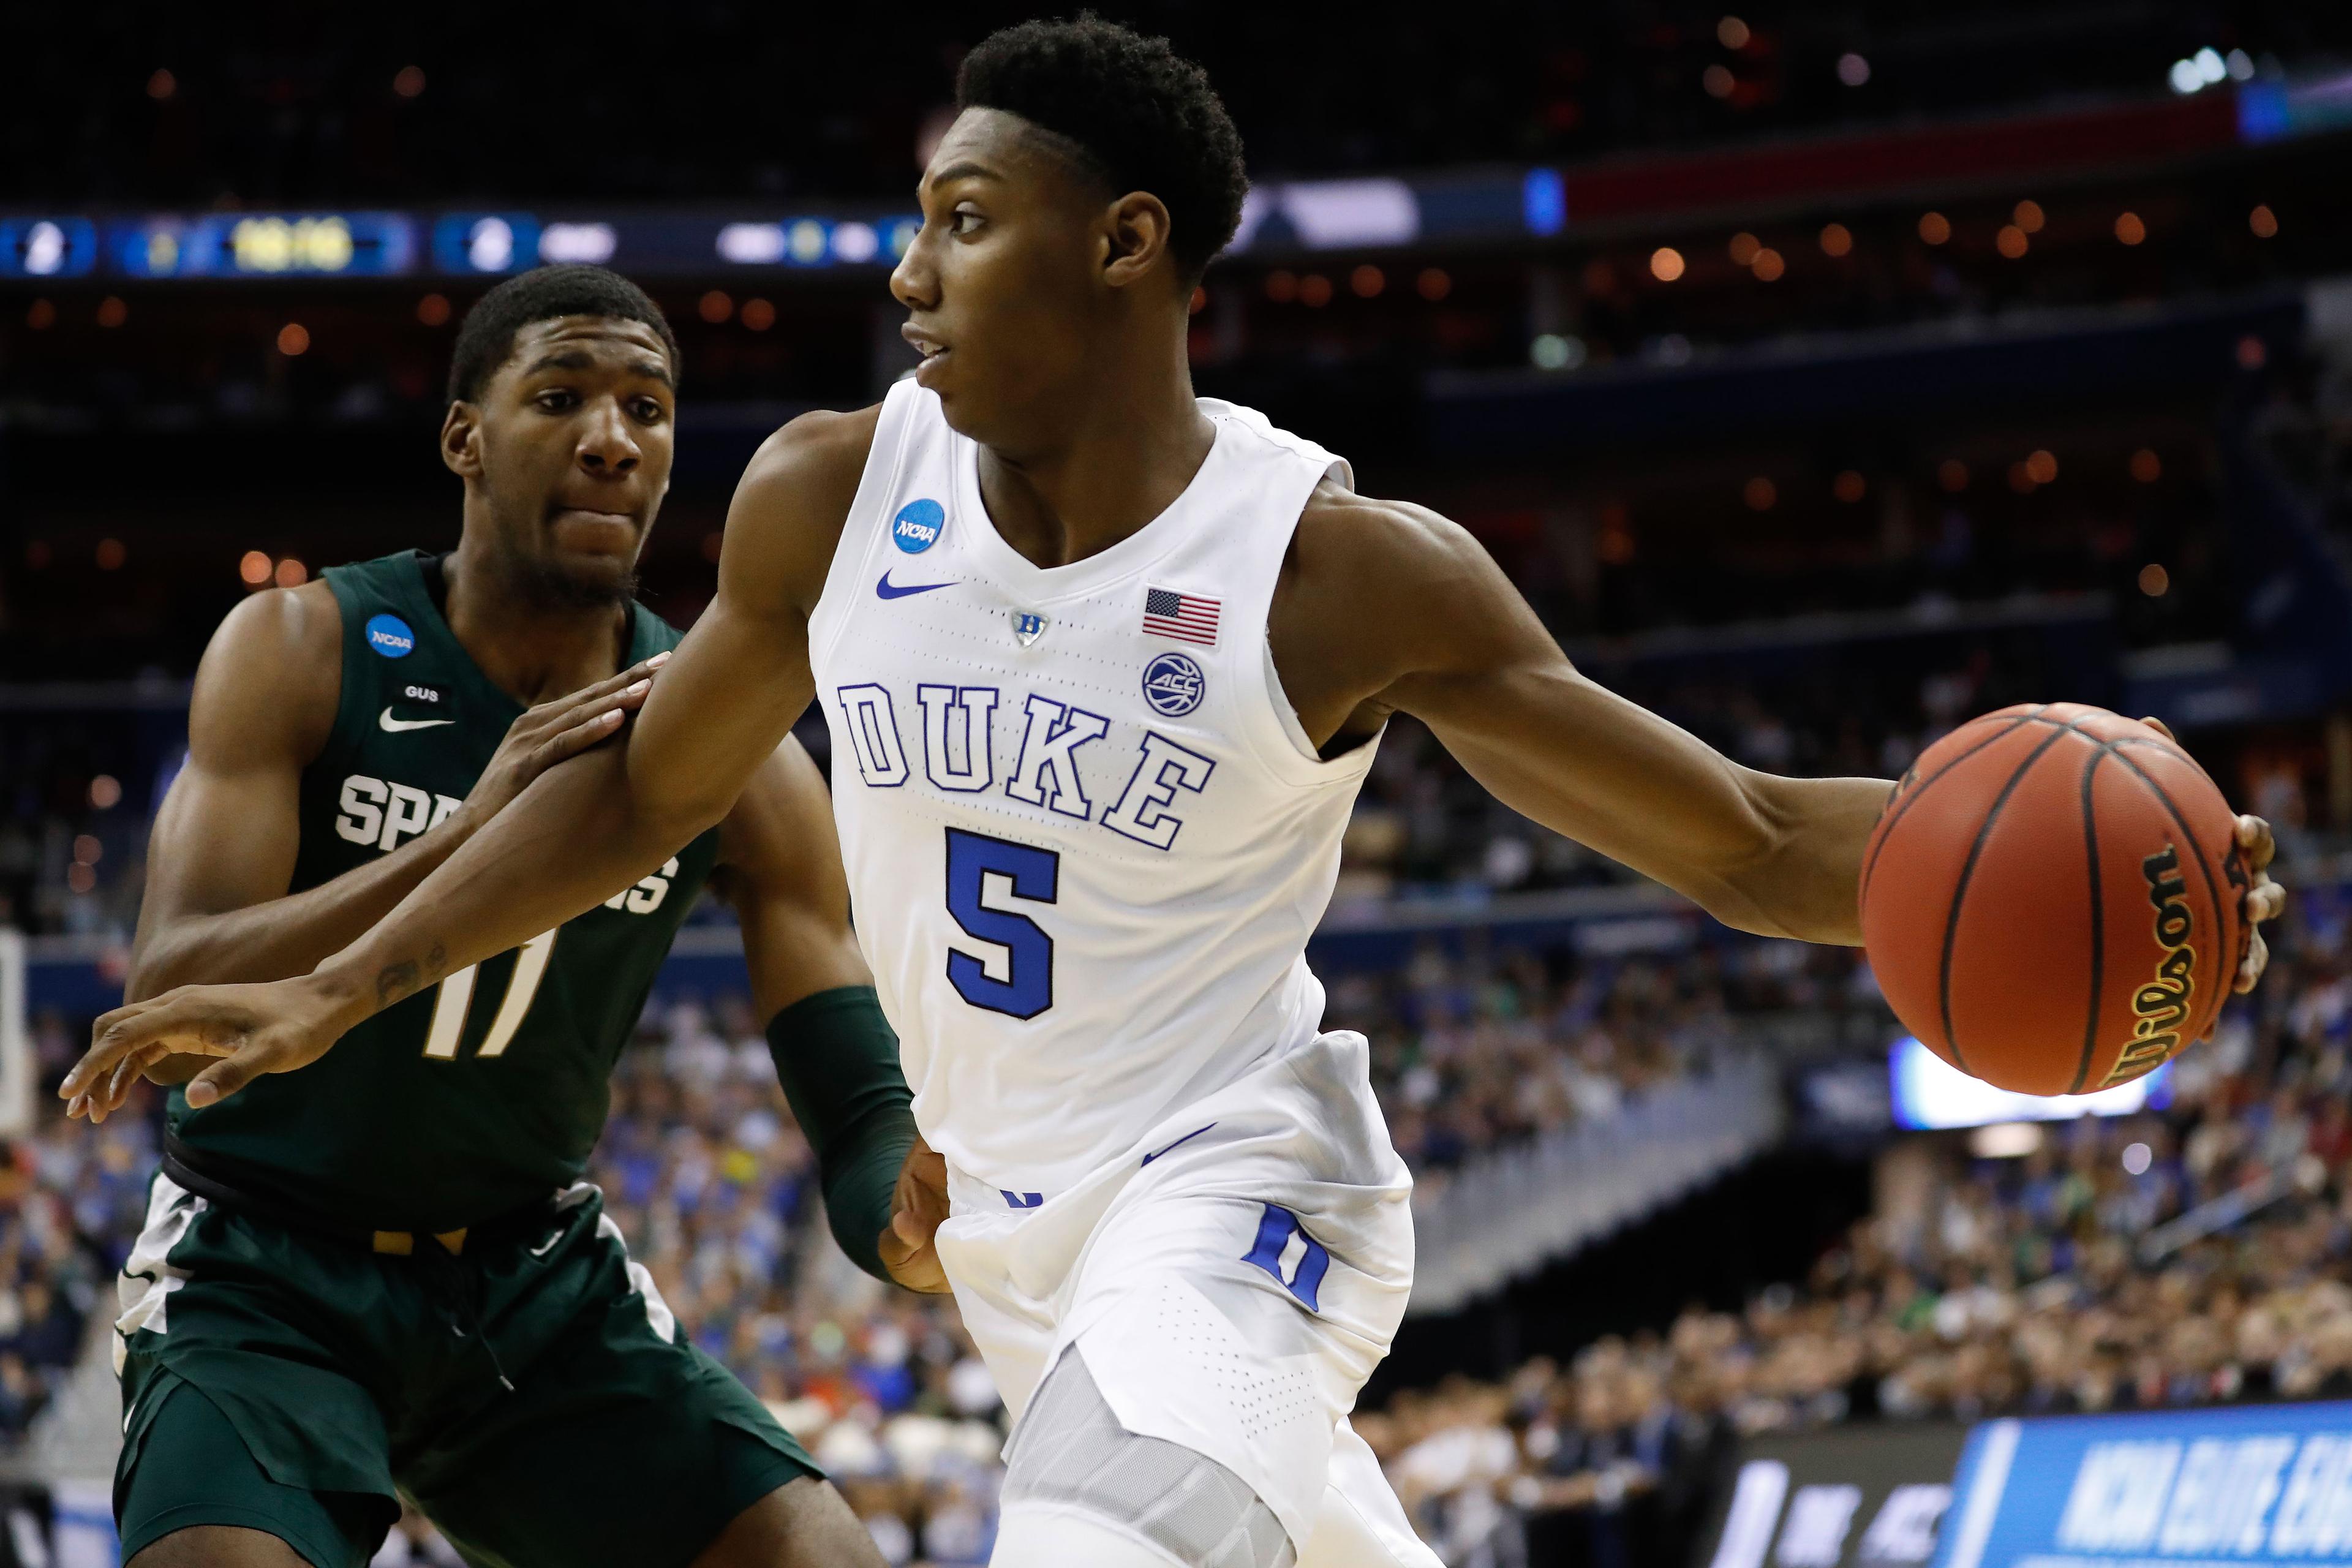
[2249,880,2287,924]
[879,1221,952,1294]
[2138,716,2179,745]
[61,1027,143,1098]
[562,680,651,728]
[184,1049,274,1109]
[524,657,668,725]
[534,709,628,771]
[69,1001,225,1097]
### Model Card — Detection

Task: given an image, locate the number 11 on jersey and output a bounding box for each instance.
[422,930,556,1060]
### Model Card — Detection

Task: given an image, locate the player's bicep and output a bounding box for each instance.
[619,409,870,829]
[716,739,870,1019]
[136,589,336,930]
[623,589,812,815]
[1351,503,1782,888]
[138,753,306,927]
[1413,660,1777,885]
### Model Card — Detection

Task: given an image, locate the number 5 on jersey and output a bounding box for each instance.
[944,827,1058,1019]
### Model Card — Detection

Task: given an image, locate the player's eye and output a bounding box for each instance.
[950,206,986,237]
[535,388,579,412]
[630,398,667,425]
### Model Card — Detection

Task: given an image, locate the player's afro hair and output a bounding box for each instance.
[956,13,1248,284]
[445,265,681,404]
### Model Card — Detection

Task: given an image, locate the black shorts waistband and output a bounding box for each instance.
[160,1136,569,1257]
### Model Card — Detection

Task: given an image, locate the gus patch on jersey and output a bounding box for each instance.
[1141,651,1205,717]
[364,614,417,659]
[892,499,946,554]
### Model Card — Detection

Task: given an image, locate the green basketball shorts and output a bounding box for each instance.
[112,1174,820,1568]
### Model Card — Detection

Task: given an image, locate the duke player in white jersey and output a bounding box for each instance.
[75,16,2287,1568]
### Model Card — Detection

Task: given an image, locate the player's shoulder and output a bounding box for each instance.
[189,579,343,754]
[722,404,886,605]
[1291,478,1488,594]
[741,403,884,511]
[205,578,344,672]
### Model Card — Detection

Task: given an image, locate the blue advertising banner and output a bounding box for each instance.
[1934,1404,2352,1568]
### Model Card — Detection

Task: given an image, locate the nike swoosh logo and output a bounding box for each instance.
[379,707,456,733]
[876,571,953,600]
[1143,1123,1216,1166]
[529,1230,564,1257]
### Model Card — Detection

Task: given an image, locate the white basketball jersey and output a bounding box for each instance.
[808,380,1379,1193]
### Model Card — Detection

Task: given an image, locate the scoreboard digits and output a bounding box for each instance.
[104,213,415,278]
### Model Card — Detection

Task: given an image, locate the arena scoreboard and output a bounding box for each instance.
[0,171,1543,283]
[0,209,934,281]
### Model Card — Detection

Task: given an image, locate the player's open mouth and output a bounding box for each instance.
[902,323,949,364]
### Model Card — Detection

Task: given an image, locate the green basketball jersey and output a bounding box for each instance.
[168,549,720,1232]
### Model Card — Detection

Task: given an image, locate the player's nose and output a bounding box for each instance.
[889,227,939,312]
[575,398,641,477]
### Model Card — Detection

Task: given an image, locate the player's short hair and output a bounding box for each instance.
[445,265,681,404]
[956,14,1248,285]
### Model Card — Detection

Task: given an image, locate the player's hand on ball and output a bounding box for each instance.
[65,974,354,1122]
[2233,812,2285,994]
[878,1135,952,1294]
[462,650,668,823]
[2141,716,2285,995]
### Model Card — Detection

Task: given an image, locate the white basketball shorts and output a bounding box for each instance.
[933,1029,1440,1567]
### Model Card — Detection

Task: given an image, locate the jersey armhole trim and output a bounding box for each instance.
[1227,456,1385,792]
[809,383,923,674]
[316,565,374,766]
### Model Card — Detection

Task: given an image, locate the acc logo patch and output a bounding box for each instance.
[365,614,417,659]
[1142,652,1205,717]
[892,499,946,554]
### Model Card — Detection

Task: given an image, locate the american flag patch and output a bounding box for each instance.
[1142,587,1221,646]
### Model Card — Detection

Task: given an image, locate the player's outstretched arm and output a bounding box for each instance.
[1287,491,2291,964]
[75,584,658,1118]
[714,739,946,1292]
[66,406,880,1111]
[1280,489,1896,946]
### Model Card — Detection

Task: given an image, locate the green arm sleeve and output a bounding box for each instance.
[763,986,918,1283]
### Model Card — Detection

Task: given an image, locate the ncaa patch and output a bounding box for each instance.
[364,614,417,659]
[1141,651,1205,717]
[892,498,946,554]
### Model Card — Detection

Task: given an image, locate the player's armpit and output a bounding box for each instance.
[1275,488,1890,945]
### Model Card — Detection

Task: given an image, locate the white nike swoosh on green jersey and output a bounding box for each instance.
[379,707,456,733]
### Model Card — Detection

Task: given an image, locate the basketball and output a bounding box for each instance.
[1860,702,2252,1097]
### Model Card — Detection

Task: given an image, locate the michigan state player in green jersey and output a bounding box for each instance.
[69,268,937,1568]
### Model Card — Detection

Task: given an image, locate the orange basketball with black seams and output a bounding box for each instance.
[1859,702,2252,1096]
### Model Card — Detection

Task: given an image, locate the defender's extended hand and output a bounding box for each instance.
[878,1136,951,1294]
[65,973,358,1123]
[459,652,668,826]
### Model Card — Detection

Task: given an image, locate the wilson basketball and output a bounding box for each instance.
[1860,703,2251,1096]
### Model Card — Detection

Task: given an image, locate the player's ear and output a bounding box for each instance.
[1101,191,1174,289]
[440,401,483,479]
